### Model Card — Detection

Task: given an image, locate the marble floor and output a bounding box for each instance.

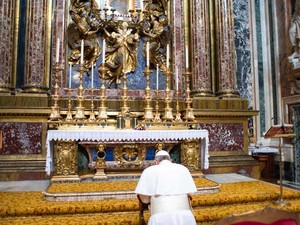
[0,173,256,192]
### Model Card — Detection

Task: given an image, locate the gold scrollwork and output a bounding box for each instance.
[54,141,77,176]
[114,144,145,165]
[95,144,106,169]
[181,140,200,172]
[93,144,108,179]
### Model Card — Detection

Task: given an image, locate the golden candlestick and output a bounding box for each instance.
[143,67,154,121]
[97,64,108,121]
[121,70,130,116]
[65,88,73,122]
[184,70,195,121]
[174,90,182,122]
[162,69,174,121]
[74,65,88,121]
[49,62,62,121]
[153,89,161,123]
[88,90,96,123]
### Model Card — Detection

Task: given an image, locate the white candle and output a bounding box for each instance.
[128,0,133,10]
[102,39,106,63]
[166,44,169,69]
[156,64,159,90]
[91,64,94,89]
[140,0,143,10]
[69,64,72,88]
[80,39,84,64]
[185,45,189,69]
[56,38,60,63]
[175,67,178,91]
[123,50,126,71]
[146,42,150,67]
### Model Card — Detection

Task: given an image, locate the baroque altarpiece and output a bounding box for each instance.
[0,0,261,180]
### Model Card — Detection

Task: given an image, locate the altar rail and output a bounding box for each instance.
[46,129,209,181]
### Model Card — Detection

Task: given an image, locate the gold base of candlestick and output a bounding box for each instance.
[184,108,195,121]
[163,107,174,121]
[121,106,130,116]
[143,107,154,121]
[175,112,182,122]
[49,106,62,121]
[65,111,73,122]
[153,112,161,122]
[88,111,96,122]
[97,106,108,120]
[74,107,86,120]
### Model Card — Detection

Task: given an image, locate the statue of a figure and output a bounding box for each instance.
[102,21,139,86]
[142,14,171,71]
[67,0,102,68]
[288,0,300,61]
[151,0,168,15]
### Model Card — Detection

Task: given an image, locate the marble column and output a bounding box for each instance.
[0,0,18,93]
[22,0,52,93]
[214,0,239,97]
[294,106,300,184]
[190,0,212,96]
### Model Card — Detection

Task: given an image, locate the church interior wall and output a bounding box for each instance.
[2,0,299,182]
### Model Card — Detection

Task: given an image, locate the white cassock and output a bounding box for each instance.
[135,160,197,225]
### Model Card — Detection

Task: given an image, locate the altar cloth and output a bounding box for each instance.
[45,129,209,175]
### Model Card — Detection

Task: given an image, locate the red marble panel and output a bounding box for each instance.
[198,123,244,151]
[0,123,43,155]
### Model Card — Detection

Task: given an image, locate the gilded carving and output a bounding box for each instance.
[94,144,107,179]
[114,144,145,165]
[95,144,106,170]
[54,141,77,176]
[68,0,101,68]
[181,139,200,172]
[103,21,139,86]
[66,0,171,87]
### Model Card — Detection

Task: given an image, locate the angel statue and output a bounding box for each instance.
[67,0,102,69]
[102,21,139,87]
[141,12,171,71]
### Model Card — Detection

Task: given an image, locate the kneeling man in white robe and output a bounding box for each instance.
[135,150,197,225]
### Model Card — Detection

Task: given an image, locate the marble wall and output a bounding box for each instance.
[0,123,43,155]
[197,123,244,152]
[233,0,252,108]
[293,106,300,183]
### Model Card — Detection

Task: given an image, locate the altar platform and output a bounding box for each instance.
[1,174,300,225]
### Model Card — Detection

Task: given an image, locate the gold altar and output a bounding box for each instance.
[47,129,209,181]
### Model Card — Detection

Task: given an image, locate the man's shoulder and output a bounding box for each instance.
[142,165,159,174]
[172,163,191,172]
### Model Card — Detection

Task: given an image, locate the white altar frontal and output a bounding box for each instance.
[46,129,209,181]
